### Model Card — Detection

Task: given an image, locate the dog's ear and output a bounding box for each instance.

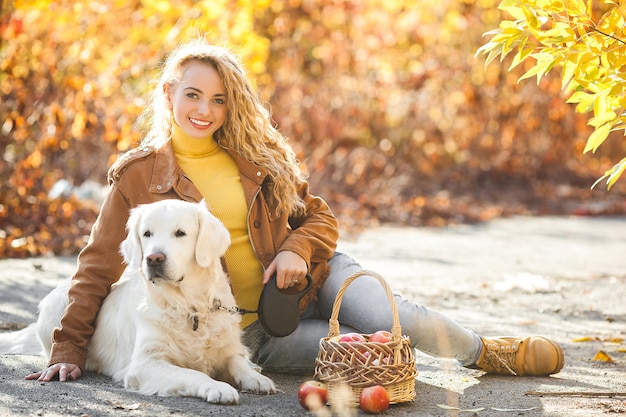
[196,201,231,268]
[120,205,144,267]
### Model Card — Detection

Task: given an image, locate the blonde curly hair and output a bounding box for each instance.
[139,38,306,217]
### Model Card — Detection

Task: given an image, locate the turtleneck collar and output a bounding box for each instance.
[171,121,219,157]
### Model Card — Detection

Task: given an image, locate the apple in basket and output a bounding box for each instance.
[369,330,392,344]
[338,332,366,343]
[360,385,390,414]
[298,380,329,411]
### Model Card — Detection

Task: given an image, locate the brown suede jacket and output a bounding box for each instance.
[49,141,339,370]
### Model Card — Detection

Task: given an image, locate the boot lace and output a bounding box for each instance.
[482,343,520,376]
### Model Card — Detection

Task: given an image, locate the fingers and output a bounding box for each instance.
[276,271,307,289]
[25,371,43,380]
[40,365,61,382]
[58,365,69,382]
[25,363,82,382]
[266,251,308,289]
[262,263,276,285]
[67,366,82,380]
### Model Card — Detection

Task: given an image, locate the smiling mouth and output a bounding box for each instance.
[190,117,211,127]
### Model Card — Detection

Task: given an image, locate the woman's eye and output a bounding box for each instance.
[186,92,198,99]
[213,98,225,105]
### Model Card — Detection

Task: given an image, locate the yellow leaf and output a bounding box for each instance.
[583,123,611,153]
[572,336,595,342]
[592,350,614,363]
[562,55,577,89]
[498,4,527,21]
[605,158,626,189]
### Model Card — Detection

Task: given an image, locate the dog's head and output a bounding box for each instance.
[120,200,230,284]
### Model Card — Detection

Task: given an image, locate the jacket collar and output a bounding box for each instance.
[149,140,269,199]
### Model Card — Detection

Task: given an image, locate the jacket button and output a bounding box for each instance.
[253,221,261,228]
[256,171,261,176]
[264,253,273,261]
[156,185,162,190]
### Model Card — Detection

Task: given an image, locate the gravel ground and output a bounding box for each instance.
[1,215,625,416]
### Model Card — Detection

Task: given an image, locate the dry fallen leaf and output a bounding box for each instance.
[491,407,539,412]
[437,404,486,412]
[572,336,596,342]
[592,350,614,363]
[109,401,142,410]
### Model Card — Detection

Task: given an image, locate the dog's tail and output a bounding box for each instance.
[0,324,42,355]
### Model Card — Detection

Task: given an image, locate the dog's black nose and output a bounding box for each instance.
[146,252,166,266]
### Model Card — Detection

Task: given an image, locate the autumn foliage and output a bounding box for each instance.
[1,0,625,258]
[478,0,626,188]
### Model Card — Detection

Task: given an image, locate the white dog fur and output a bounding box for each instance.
[0,199,275,404]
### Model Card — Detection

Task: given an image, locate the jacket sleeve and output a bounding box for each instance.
[48,183,131,370]
[278,180,339,269]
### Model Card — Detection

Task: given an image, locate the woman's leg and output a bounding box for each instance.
[245,252,481,374]
[244,317,360,374]
[246,252,563,376]
[318,252,483,365]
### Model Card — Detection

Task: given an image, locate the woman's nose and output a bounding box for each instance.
[197,100,210,115]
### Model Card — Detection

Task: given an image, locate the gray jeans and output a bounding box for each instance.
[243,252,482,374]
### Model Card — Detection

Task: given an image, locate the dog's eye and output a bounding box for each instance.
[175,229,186,237]
[143,231,152,238]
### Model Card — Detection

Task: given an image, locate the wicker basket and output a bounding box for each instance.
[314,270,417,406]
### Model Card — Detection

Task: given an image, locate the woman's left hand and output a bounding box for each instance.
[263,251,307,289]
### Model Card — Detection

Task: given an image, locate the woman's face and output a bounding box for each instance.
[165,60,227,139]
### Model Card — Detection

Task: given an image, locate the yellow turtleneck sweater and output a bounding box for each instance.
[171,123,263,328]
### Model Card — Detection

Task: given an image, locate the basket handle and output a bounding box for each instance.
[327,270,403,342]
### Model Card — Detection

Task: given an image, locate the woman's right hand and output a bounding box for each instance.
[25,362,82,382]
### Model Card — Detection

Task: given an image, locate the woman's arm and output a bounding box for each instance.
[45,184,132,376]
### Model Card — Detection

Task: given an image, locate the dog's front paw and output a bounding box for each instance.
[239,372,276,394]
[201,380,240,404]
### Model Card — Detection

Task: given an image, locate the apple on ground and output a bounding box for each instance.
[369,330,392,344]
[360,385,390,414]
[298,380,329,411]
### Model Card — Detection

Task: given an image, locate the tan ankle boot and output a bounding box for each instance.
[475,336,564,376]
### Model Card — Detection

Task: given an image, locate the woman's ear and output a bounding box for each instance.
[163,83,173,109]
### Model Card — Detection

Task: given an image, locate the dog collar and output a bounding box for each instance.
[189,300,257,331]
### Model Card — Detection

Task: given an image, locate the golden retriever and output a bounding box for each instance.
[2,200,275,404]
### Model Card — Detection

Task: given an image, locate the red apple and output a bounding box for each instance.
[298,380,328,411]
[338,332,366,343]
[360,385,390,414]
[369,330,392,344]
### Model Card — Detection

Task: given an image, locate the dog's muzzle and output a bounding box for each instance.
[145,251,167,282]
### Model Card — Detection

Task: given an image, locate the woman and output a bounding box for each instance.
[28,38,563,382]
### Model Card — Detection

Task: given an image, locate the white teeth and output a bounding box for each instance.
[190,118,210,126]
